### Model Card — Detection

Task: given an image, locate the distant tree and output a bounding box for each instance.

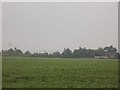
[118,53,120,59]
[24,51,31,56]
[73,49,80,57]
[104,45,117,58]
[8,48,14,56]
[62,48,72,57]
[14,47,17,50]
[0,51,2,56]
[33,53,39,57]
[53,51,61,57]
[94,47,105,56]
[88,49,95,57]
[14,48,23,56]
[73,47,93,58]
[2,45,118,59]
[73,47,83,57]
[82,47,87,57]
[44,51,48,57]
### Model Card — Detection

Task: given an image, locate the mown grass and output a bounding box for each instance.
[2,57,118,88]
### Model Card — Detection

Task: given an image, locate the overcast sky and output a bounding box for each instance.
[2,2,118,53]
[0,3,1,51]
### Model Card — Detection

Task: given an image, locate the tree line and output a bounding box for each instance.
[2,45,120,59]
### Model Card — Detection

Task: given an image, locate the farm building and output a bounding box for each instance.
[94,56,108,59]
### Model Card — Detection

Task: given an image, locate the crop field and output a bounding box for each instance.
[2,57,118,88]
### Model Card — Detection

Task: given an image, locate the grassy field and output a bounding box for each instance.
[0,56,2,89]
[2,57,118,88]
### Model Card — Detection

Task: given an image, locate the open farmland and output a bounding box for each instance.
[2,57,118,88]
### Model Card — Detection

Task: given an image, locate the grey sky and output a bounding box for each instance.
[0,3,2,51]
[2,2,118,53]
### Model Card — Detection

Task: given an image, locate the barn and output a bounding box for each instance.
[94,56,108,59]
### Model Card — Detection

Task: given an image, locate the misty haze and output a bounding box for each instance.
[2,2,119,88]
[2,2,118,53]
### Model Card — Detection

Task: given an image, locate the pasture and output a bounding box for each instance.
[2,57,118,88]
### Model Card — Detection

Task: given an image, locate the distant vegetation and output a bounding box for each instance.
[2,45,120,59]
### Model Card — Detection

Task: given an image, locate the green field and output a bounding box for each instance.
[2,57,118,88]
